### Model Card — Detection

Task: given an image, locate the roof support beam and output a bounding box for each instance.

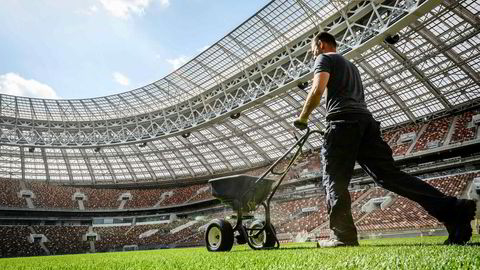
[79,100,102,122]
[285,91,326,135]
[118,95,142,115]
[193,131,234,171]
[67,101,84,122]
[79,149,96,185]
[382,43,453,110]
[163,78,191,98]
[146,142,177,179]
[411,20,480,84]
[239,113,284,150]
[256,15,291,45]
[192,60,231,98]
[131,144,157,180]
[91,99,113,120]
[258,102,315,149]
[173,72,208,97]
[108,95,140,116]
[216,43,251,69]
[177,136,215,174]
[60,149,74,184]
[357,60,417,122]
[223,121,272,162]
[228,35,262,61]
[96,151,117,184]
[443,0,480,30]
[114,146,138,182]
[42,99,54,121]
[161,139,196,177]
[40,148,51,183]
[20,147,25,181]
[193,59,227,82]
[295,0,324,32]
[208,126,253,168]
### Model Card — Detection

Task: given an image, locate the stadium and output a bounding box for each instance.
[0,0,480,268]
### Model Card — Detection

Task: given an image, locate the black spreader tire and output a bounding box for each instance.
[264,223,277,248]
[247,220,277,249]
[205,219,234,252]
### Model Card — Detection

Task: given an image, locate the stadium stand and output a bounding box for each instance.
[355,172,474,232]
[381,129,398,145]
[27,182,78,209]
[0,179,26,208]
[450,111,478,144]
[125,188,166,209]
[94,226,132,252]
[33,226,90,255]
[351,187,390,221]
[0,181,212,210]
[0,226,45,257]
[158,184,209,206]
[82,187,122,209]
[390,123,424,156]
[412,117,453,152]
[0,170,477,257]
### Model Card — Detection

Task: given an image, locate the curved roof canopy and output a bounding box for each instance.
[0,0,479,184]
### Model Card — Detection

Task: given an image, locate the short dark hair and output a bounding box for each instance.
[314,32,337,48]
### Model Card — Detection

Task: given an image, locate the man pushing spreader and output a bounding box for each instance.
[293,32,477,247]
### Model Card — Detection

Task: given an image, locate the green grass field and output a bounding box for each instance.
[1,236,479,270]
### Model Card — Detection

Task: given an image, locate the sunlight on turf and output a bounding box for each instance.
[1,236,479,270]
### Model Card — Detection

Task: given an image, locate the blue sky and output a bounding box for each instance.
[0,0,269,99]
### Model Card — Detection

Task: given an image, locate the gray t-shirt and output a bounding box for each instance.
[314,52,371,120]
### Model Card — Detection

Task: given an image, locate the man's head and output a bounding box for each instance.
[311,32,337,56]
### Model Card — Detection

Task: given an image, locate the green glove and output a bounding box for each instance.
[293,117,308,130]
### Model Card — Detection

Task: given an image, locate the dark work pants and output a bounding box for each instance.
[322,114,457,242]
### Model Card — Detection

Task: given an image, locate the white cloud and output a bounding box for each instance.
[89,5,100,14]
[166,55,189,70]
[197,45,210,53]
[77,5,100,16]
[165,46,210,71]
[159,0,170,8]
[0,73,60,99]
[113,72,130,86]
[99,0,169,19]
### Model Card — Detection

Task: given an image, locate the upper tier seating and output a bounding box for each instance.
[450,111,477,144]
[412,117,452,152]
[390,123,424,156]
[27,182,77,209]
[0,180,210,210]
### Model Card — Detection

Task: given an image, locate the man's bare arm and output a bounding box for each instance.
[299,72,330,121]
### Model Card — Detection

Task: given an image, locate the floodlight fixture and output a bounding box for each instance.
[230,112,241,119]
[385,34,400,45]
[297,82,309,91]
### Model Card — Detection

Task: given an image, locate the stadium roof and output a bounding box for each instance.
[0,0,479,184]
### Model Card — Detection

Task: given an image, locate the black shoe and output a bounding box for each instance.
[443,199,477,245]
[316,239,359,248]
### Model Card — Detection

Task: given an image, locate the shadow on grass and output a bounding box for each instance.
[231,245,317,253]
[230,241,480,252]
[361,242,480,248]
